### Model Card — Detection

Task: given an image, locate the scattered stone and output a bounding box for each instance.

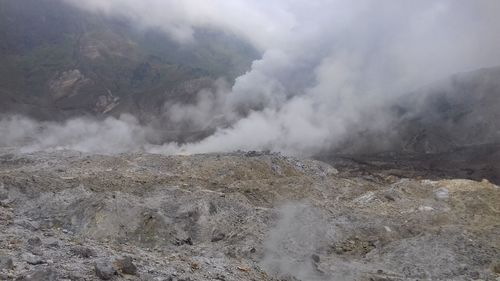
[18,268,58,281]
[311,254,320,263]
[435,188,450,200]
[271,162,282,175]
[114,256,137,275]
[27,237,42,248]
[191,263,200,270]
[22,253,44,265]
[27,239,43,255]
[44,238,59,248]
[332,238,376,257]
[214,273,226,281]
[492,262,500,274]
[0,187,8,200]
[71,246,97,258]
[237,266,250,272]
[368,277,392,281]
[95,260,116,280]
[353,191,376,205]
[468,271,480,279]
[418,206,434,212]
[209,202,218,215]
[175,237,193,246]
[0,255,13,270]
[211,232,226,242]
[383,193,396,201]
[14,219,40,231]
[244,151,259,157]
[382,189,402,202]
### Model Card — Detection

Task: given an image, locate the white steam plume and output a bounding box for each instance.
[3,1,500,155]
[0,115,154,154]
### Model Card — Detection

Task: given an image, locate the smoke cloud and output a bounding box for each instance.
[3,0,500,155]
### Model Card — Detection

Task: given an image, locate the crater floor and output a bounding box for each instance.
[0,150,499,280]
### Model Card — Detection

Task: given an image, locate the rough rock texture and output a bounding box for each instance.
[0,149,499,280]
[94,260,116,280]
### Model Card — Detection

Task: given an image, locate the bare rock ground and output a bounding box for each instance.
[0,149,498,280]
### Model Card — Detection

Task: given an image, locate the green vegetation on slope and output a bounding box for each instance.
[0,0,258,119]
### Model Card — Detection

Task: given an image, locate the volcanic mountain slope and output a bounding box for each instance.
[394,66,500,154]
[0,149,498,281]
[0,0,258,120]
[322,66,500,185]
[335,66,500,156]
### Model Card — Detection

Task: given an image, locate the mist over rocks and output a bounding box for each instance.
[2,65,500,158]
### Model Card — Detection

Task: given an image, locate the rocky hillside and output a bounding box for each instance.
[0,149,498,280]
[0,0,258,120]
[392,66,500,154]
[327,67,500,184]
[337,66,500,156]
